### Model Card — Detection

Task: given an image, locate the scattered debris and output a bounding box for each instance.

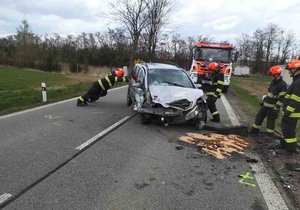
[134,182,149,190]
[204,124,249,137]
[149,177,156,182]
[285,163,300,172]
[283,184,293,189]
[246,157,258,163]
[175,146,184,150]
[178,132,250,159]
[238,172,256,187]
[270,150,276,156]
[184,189,195,196]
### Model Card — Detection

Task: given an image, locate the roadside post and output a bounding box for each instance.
[41,82,47,102]
[123,66,128,76]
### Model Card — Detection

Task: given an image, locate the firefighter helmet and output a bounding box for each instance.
[286,60,300,70]
[208,62,218,71]
[115,68,124,77]
[269,65,283,75]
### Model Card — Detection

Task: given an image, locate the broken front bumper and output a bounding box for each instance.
[137,105,200,123]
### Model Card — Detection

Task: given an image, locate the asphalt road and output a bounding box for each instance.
[0,86,270,209]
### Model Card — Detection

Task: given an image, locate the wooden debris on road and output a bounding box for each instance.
[178,133,250,159]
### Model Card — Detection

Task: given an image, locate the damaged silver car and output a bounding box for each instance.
[127,63,207,129]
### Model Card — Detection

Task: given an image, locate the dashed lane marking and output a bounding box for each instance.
[0,114,135,208]
[75,116,131,150]
[0,193,12,204]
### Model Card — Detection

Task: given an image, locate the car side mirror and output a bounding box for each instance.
[132,83,141,88]
[195,84,202,88]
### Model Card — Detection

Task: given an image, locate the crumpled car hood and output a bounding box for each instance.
[149,86,204,109]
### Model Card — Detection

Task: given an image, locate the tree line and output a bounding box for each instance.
[236,23,300,74]
[0,0,299,75]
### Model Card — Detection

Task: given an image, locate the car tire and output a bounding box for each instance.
[127,89,132,106]
[223,85,229,93]
[196,120,205,130]
[141,114,151,124]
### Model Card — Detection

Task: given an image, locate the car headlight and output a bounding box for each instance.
[185,105,198,121]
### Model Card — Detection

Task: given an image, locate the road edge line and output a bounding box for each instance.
[0,85,127,120]
[221,95,289,210]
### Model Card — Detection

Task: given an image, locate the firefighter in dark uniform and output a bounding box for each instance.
[281,60,300,153]
[206,62,224,122]
[250,66,287,136]
[77,68,128,106]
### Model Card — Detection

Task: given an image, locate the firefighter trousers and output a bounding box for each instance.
[281,116,298,146]
[207,96,220,120]
[82,81,107,102]
[253,106,278,133]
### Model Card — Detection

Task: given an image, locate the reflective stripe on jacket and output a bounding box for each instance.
[263,77,287,110]
[207,70,224,98]
[98,73,128,91]
[282,74,300,118]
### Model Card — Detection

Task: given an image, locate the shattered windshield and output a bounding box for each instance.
[194,47,232,63]
[148,69,194,88]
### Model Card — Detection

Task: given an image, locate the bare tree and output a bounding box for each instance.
[280,32,295,63]
[236,33,253,66]
[187,36,196,61]
[144,0,175,62]
[253,28,266,73]
[15,19,37,67]
[263,23,282,73]
[109,0,149,72]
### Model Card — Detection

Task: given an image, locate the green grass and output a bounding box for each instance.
[230,75,300,138]
[230,78,261,115]
[0,67,93,115]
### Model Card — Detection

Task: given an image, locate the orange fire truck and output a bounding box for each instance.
[189,42,238,93]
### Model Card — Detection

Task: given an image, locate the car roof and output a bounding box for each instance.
[142,63,181,71]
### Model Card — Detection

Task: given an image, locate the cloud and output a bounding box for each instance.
[203,16,242,31]
[0,0,299,44]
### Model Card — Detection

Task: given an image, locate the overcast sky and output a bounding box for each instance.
[0,0,299,44]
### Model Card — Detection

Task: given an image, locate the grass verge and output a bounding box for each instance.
[230,75,300,137]
[0,66,125,115]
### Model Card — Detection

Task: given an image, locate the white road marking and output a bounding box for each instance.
[220,95,240,126]
[0,193,12,204]
[75,116,131,150]
[0,85,127,120]
[221,94,289,210]
[44,115,61,120]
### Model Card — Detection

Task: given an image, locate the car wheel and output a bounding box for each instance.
[127,89,132,106]
[223,85,229,93]
[141,114,151,124]
[196,120,205,130]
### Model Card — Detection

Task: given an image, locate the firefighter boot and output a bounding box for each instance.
[250,127,259,135]
[286,143,299,154]
[77,99,88,106]
[280,138,286,148]
[210,114,220,123]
